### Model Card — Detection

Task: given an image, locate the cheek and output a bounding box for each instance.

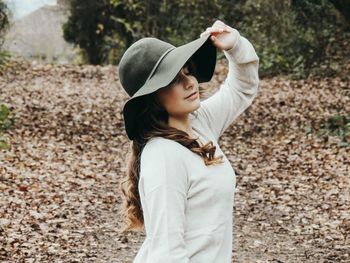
[158,88,184,112]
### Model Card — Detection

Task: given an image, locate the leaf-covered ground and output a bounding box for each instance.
[0,59,349,262]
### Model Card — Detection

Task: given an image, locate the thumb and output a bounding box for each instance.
[210,35,223,49]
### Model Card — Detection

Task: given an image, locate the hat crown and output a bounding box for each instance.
[118,37,174,97]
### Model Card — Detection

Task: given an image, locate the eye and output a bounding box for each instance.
[166,64,192,88]
[183,64,191,75]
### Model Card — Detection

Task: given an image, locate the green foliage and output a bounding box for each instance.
[0,104,14,150]
[318,114,350,147]
[0,49,11,70]
[62,0,112,64]
[0,2,12,150]
[0,0,10,39]
[63,0,225,64]
[326,0,350,26]
[232,0,302,77]
[227,0,343,79]
[290,0,343,78]
[0,0,10,66]
[63,0,348,78]
[0,104,13,131]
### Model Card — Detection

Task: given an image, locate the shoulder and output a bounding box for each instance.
[139,138,190,196]
[140,137,190,184]
[141,137,186,162]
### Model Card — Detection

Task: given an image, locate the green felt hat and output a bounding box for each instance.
[118,34,217,140]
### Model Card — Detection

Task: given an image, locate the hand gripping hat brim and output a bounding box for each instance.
[119,33,217,140]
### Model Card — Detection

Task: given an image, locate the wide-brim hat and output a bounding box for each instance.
[118,33,217,141]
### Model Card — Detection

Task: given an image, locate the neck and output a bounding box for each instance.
[168,113,196,139]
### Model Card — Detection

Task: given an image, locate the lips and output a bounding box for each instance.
[185,91,197,99]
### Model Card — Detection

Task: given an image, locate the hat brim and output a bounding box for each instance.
[122,33,217,140]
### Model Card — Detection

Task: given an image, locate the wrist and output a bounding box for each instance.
[223,35,242,53]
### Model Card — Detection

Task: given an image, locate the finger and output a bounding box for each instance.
[224,25,231,32]
[225,25,233,32]
[209,25,226,32]
[210,35,229,50]
[212,25,231,34]
[210,29,224,34]
[210,35,223,48]
[209,26,227,34]
[213,20,226,27]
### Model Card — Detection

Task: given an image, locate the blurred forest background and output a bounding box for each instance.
[0,0,349,78]
[0,1,350,262]
[62,0,350,79]
[1,0,350,149]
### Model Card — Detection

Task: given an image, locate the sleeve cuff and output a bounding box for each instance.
[223,35,259,64]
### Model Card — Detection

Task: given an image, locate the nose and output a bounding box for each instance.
[183,74,195,90]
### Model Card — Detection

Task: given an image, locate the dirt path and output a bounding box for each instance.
[0,59,349,262]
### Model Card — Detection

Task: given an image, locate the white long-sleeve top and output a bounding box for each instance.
[133,35,259,263]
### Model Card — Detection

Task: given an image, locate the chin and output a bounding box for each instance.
[190,101,201,112]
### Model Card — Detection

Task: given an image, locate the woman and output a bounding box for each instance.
[118,20,259,262]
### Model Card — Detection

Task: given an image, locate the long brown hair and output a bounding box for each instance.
[119,59,224,234]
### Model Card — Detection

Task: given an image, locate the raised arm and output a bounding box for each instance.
[196,33,260,142]
[139,140,190,263]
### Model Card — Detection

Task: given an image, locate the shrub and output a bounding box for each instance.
[318,114,350,147]
[0,104,14,150]
[63,0,348,78]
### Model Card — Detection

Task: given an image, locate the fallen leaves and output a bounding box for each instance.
[0,58,349,262]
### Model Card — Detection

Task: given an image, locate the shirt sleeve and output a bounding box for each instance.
[140,142,190,263]
[196,35,260,142]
